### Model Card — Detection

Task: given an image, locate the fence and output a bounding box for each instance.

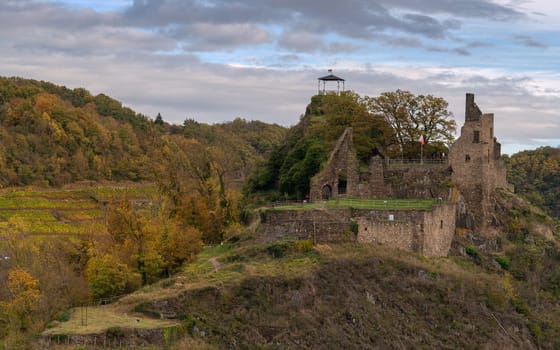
[385,159,448,167]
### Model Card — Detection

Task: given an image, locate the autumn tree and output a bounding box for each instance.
[506,146,560,217]
[366,90,456,158]
[85,254,139,300]
[3,268,41,330]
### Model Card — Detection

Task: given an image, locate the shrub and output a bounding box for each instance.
[512,298,530,316]
[529,322,543,344]
[349,220,359,235]
[295,239,314,253]
[495,256,510,270]
[54,308,73,322]
[465,245,479,259]
[180,314,196,334]
[106,327,125,340]
[267,243,288,258]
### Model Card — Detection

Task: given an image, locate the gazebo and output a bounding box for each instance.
[318,69,345,95]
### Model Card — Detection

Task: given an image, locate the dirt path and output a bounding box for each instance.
[209,257,221,272]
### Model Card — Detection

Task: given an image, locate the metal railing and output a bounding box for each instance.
[386,158,448,167]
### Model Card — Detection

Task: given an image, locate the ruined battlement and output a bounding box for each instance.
[465,93,482,121]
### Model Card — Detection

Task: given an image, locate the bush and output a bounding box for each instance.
[106,327,125,340]
[495,256,510,270]
[267,243,288,258]
[465,245,479,259]
[349,220,359,235]
[512,298,531,316]
[295,239,314,253]
[54,308,73,322]
[529,322,543,344]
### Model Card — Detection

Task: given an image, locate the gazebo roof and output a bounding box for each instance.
[318,73,345,82]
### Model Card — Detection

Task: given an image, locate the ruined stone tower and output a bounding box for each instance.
[448,93,512,232]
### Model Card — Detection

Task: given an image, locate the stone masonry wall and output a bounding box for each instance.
[263,204,456,257]
[421,203,456,257]
[385,166,451,199]
[310,128,360,201]
[356,211,422,252]
[262,209,354,243]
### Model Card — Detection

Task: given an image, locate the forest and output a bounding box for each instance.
[0,76,558,348]
[0,76,288,345]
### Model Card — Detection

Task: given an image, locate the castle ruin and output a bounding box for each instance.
[263,93,513,257]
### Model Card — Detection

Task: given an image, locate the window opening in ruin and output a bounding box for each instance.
[465,154,471,162]
[321,185,332,200]
[490,127,493,139]
[440,220,443,229]
[473,130,480,143]
[338,173,347,195]
[487,149,490,163]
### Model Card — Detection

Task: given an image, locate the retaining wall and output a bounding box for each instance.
[262,203,457,257]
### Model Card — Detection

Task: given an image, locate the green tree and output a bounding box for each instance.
[246,92,392,199]
[85,254,139,300]
[366,90,456,158]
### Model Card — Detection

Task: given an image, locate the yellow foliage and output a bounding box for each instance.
[6,268,41,315]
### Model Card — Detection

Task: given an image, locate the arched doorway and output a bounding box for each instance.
[321,185,332,200]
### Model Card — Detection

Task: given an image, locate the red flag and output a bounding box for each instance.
[419,134,425,145]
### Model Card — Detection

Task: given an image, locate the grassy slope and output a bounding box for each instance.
[44,235,554,349]
[19,186,558,349]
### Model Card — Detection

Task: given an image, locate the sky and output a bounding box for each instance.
[1,0,559,154]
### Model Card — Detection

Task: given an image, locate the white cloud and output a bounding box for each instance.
[0,0,558,154]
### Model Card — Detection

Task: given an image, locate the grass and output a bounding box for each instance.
[271,198,441,211]
[42,306,179,335]
[119,241,322,306]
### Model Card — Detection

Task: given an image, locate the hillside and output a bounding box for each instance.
[506,147,560,218]
[0,77,288,348]
[0,76,287,187]
[1,78,560,349]
[41,188,560,349]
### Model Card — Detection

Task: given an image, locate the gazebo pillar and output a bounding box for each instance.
[317,69,345,95]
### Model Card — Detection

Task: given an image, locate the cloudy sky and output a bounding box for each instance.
[1,0,559,153]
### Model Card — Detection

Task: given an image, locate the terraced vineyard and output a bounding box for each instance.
[0,183,160,238]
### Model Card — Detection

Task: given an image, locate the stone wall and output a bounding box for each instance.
[310,128,360,201]
[310,127,452,201]
[357,155,393,198]
[356,211,422,253]
[385,165,451,199]
[262,203,456,257]
[262,209,355,243]
[421,203,457,257]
